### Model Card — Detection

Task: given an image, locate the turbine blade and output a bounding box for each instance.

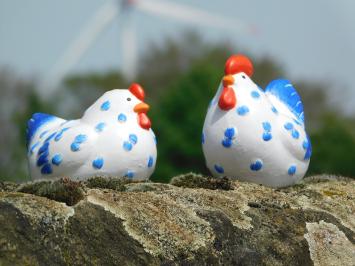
[40,1,120,98]
[134,0,255,34]
[121,15,137,80]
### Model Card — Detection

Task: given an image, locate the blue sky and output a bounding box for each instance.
[0,0,354,114]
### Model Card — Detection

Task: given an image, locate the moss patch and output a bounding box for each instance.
[85,176,129,191]
[170,172,232,190]
[18,177,84,206]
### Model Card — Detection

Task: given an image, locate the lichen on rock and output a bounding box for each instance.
[0,174,354,265]
[304,220,355,266]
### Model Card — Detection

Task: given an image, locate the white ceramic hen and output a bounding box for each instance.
[202,55,312,187]
[27,83,157,181]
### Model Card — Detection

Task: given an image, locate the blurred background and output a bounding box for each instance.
[0,0,354,182]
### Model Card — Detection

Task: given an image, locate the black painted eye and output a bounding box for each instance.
[242,75,246,79]
[127,97,131,101]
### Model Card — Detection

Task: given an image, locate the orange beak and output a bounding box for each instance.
[223,75,235,87]
[134,102,150,113]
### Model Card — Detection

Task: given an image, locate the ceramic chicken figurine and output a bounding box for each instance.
[202,55,312,187]
[27,83,157,181]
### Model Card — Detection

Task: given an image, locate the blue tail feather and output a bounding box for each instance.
[265,79,305,123]
[26,113,56,147]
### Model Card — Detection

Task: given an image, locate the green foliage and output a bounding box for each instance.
[308,115,355,177]
[150,62,220,181]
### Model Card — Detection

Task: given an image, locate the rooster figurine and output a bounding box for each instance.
[202,55,312,187]
[27,83,157,180]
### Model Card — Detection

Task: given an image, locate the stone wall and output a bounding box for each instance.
[0,174,354,265]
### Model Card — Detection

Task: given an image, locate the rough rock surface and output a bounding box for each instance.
[0,174,354,266]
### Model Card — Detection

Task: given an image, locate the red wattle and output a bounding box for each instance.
[138,113,151,130]
[218,87,237,111]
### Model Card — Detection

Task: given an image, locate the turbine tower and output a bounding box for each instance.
[39,0,258,99]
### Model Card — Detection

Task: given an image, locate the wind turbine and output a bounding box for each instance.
[39,0,258,99]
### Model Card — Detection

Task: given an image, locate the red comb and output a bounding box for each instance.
[129,83,145,101]
[224,54,254,77]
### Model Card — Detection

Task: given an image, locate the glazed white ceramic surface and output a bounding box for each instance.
[27,88,157,181]
[202,71,311,188]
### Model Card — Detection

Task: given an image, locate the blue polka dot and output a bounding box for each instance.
[288,165,296,175]
[251,91,260,99]
[41,163,52,175]
[95,122,106,132]
[44,132,56,143]
[92,157,104,169]
[224,128,235,139]
[284,122,301,140]
[71,142,80,152]
[74,134,87,143]
[222,127,236,148]
[222,138,233,148]
[291,129,300,139]
[55,132,63,142]
[284,122,293,130]
[52,154,63,166]
[271,106,278,114]
[303,134,312,160]
[29,142,40,155]
[37,153,49,167]
[262,122,272,132]
[201,132,205,144]
[236,105,250,116]
[214,164,224,174]
[125,171,134,178]
[262,132,272,141]
[54,127,70,142]
[118,113,127,122]
[250,159,263,171]
[147,156,154,168]
[101,100,110,111]
[123,141,133,151]
[304,150,311,160]
[261,122,272,141]
[39,130,49,139]
[129,134,138,145]
[70,135,87,152]
[38,142,49,155]
[54,131,64,142]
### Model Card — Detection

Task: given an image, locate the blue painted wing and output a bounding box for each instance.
[265,79,305,124]
[26,113,57,147]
